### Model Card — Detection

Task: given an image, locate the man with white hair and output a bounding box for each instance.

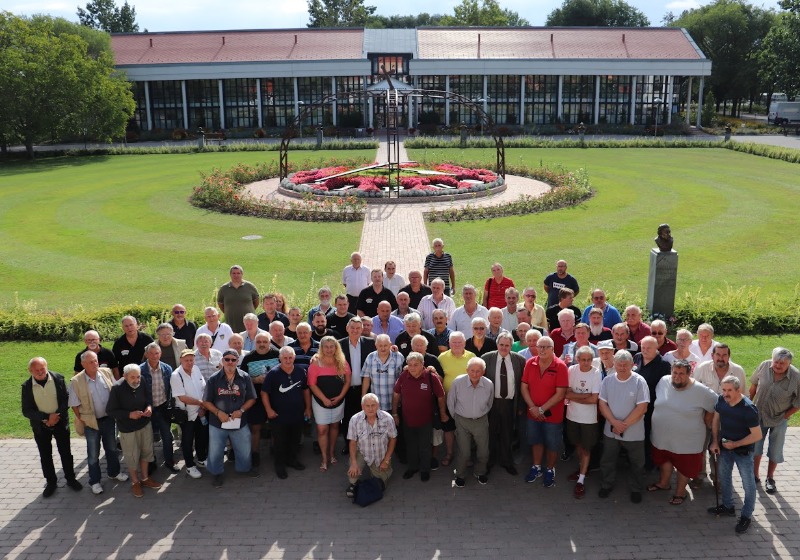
[624,305,651,346]
[307,286,334,323]
[418,278,455,331]
[361,334,405,412]
[346,393,397,498]
[690,323,718,363]
[587,307,613,344]
[196,307,235,353]
[74,330,118,377]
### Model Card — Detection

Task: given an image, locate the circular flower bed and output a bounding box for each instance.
[280,163,503,198]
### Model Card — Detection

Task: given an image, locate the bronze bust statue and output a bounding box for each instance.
[655,224,674,252]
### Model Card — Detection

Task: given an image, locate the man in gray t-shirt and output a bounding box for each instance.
[597,350,649,503]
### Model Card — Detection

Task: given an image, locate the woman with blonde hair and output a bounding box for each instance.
[308,336,351,471]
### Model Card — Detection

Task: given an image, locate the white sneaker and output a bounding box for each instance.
[112,472,129,482]
[91,483,104,495]
[186,466,202,479]
[196,459,207,468]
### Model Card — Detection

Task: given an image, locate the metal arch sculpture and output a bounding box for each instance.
[278,89,506,181]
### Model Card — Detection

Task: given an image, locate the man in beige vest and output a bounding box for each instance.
[69,350,129,495]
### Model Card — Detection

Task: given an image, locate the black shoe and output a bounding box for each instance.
[765,478,777,494]
[252,452,261,468]
[402,469,418,480]
[454,477,466,488]
[212,475,223,488]
[346,483,356,498]
[313,441,321,455]
[560,450,573,462]
[421,471,430,482]
[630,492,642,504]
[43,482,57,498]
[735,516,752,534]
[66,479,83,491]
[476,474,488,485]
[288,461,306,471]
[598,487,611,498]
[342,446,350,456]
[163,462,180,474]
[430,457,439,471]
[276,469,288,480]
[226,449,235,462]
[247,467,261,478]
[504,465,518,476]
[708,505,736,517]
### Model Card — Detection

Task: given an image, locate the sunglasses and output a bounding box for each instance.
[223,358,238,363]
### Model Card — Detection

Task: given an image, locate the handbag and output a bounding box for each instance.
[169,373,190,424]
[352,476,384,507]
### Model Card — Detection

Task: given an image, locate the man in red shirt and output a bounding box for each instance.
[521,336,568,488]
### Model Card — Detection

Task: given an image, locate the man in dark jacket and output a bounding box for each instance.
[107,364,162,498]
[22,357,83,497]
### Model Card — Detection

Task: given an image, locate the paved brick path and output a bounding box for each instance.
[1,431,799,559]
[247,140,549,277]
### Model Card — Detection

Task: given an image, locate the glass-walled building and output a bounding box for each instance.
[113,27,711,132]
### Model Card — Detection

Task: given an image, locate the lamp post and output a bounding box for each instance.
[654,97,663,137]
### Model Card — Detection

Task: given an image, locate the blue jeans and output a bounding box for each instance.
[151,404,175,465]
[207,424,252,476]
[85,416,121,484]
[718,448,756,518]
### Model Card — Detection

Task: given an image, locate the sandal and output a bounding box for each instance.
[319,462,328,472]
[330,457,338,465]
[441,454,452,467]
[669,495,688,505]
[647,483,670,492]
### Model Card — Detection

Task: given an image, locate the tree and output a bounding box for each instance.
[545,0,649,27]
[671,0,775,117]
[440,0,529,26]
[77,0,139,33]
[307,0,376,27]
[366,13,447,28]
[759,0,800,99]
[0,12,135,157]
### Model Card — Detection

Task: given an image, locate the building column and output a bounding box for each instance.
[630,76,637,125]
[293,77,300,124]
[666,76,674,125]
[144,81,152,131]
[594,75,600,125]
[331,77,337,127]
[519,76,525,126]
[217,80,225,129]
[557,75,563,120]
[368,97,374,128]
[445,76,451,126]
[696,77,704,128]
[181,81,189,129]
[255,79,263,128]
[482,75,488,122]
[686,77,693,126]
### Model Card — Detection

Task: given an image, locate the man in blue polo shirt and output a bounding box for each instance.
[262,346,311,479]
[202,349,259,488]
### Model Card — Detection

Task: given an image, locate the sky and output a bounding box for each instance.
[10,0,783,32]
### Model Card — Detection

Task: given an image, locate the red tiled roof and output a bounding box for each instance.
[112,29,364,65]
[416,28,703,60]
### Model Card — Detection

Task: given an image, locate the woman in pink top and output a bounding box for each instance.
[308,336,351,471]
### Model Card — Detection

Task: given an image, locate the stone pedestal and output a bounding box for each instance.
[647,249,678,318]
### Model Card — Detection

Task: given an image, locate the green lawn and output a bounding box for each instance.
[3,336,799,438]
[0,151,371,312]
[413,147,800,305]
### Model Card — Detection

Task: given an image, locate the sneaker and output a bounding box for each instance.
[630,492,642,504]
[247,468,261,478]
[568,470,581,482]
[131,481,143,498]
[430,457,439,471]
[91,483,104,495]
[475,474,488,485]
[560,450,573,462]
[346,483,356,498]
[140,478,161,489]
[454,477,466,488]
[421,471,430,482]
[598,487,611,498]
[112,472,129,482]
[765,478,777,494]
[574,482,585,499]
[525,466,542,483]
[543,469,555,488]
[43,482,57,498]
[66,479,83,491]
[163,462,180,474]
[212,474,224,488]
[735,516,752,534]
[196,459,207,468]
[708,505,736,517]
[186,466,202,479]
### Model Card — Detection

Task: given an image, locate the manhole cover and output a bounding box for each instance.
[241,235,263,240]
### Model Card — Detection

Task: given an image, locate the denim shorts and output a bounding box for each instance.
[754,419,787,463]
[527,419,563,451]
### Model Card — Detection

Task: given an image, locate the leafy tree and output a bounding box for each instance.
[671,0,775,116]
[77,0,139,33]
[366,13,447,28]
[307,0,377,27]
[441,0,529,26]
[546,0,649,27]
[759,0,800,99]
[0,12,135,157]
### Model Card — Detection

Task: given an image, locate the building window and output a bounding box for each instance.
[416,76,446,126]
[598,76,631,124]
[131,82,148,131]
[223,79,258,129]
[148,80,183,130]
[262,78,294,128]
[634,75,667,125]
[337,76,365,127]
[297,77,333,126]
[186,80,221,130]
[370,55,409,77]
[487,75,521,125]
[449,75,484,125]
[561,75,594,125]
[524,75,558,125]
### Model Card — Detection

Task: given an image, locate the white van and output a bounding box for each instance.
[768,101,800,124]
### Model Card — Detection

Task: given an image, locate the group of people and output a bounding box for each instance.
[22,254,800,531]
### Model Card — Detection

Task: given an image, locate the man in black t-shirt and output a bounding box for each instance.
[357,269,397,317]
